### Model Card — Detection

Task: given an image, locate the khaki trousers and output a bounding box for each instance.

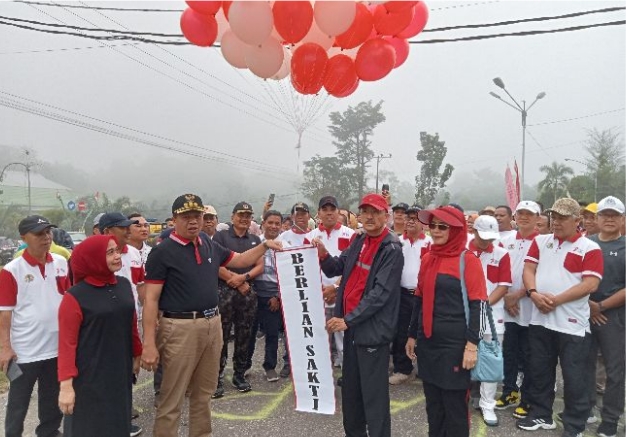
[154,315,223,437]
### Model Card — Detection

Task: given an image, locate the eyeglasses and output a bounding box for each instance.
[428,223,450,231]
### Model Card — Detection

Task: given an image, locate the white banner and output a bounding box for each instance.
[275,246,336,415]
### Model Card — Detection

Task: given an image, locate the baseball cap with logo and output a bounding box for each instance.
[99,212,138,233]
[406,204,422,214]
[359,193,388,212]
[18,215,57,235]
[515,201,541,215]
[547,198,580,217]
[583,203,598,214]
[203,205,217,216]
[597,196,626,214]
[172,194,204,215]
[473,215,500,240]
[291,202,310,214]
[318,196,338,209]
[392,202,409,212]
[233,201,254,214]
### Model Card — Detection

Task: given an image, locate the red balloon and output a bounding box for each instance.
[334,3,373,50]
[223,1,232,20]
[332,78,359,98]
[180,8,218,47]
[382,36,409,67]
[355,38,396,81]
[291,43,328,95]
[373,4,414,36]
[273,1,313,44]
[186,1,221,16]
[397,2,429,38]
[324,54,358,96]
[384,1,418,13]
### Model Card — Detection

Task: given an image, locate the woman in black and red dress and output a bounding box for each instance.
[57,235,142,437]
[406,206,487,437]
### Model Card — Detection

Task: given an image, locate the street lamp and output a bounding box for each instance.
[489,77,546,199]
[374,153,392,192]
[565,157,597,202]
[0,162,32,215]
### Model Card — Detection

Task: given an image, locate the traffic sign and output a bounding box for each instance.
[77,201,86,212]
[67,201,76,211]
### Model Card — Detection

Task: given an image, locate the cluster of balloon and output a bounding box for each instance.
[180,1,429,98]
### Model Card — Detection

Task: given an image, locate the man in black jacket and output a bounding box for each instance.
[313,193,403,437]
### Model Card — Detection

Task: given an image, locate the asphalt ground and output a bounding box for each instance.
[2,337,625,437]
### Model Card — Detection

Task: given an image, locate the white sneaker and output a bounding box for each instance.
[587,415,598,424]
[388,372,410,385]
[481,408,499,426]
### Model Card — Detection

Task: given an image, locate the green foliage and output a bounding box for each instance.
[537,161,574,204]
[584,128,626,200]
[301,155,358,208]
[328,101,386,199]
[414,132,454,207]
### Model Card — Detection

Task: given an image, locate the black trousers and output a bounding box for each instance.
[423,381,469,437]
[247,296,289,371]
[502,322,531,402]
[391,291,415,375]
[586,308,625,426]
[527,325,591,435]
[342,329,391,437]
[5,357,63,437]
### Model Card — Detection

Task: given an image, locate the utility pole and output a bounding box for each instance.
[375,153,392,192]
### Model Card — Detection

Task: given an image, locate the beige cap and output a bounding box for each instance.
[547,198,580,217]
[203,205,217,215]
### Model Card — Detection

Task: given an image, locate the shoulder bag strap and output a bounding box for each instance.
[459,250,470,326]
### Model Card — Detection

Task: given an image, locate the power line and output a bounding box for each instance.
[13,1,183,12]
[528,107,626,126]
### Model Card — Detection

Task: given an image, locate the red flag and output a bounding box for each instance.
[505,165,518,211]
[513,160,521,203]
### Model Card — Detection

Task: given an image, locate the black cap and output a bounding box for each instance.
[172,194,204,215]
[392,202,409,212]
[18,215,56,235]
[291,202,310,214]
[318,196,339,209]
[232,201,254,214]
[406,204,422,214]
[448,202,464,213]
[99,212,138,233]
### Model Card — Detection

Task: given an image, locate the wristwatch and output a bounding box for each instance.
[525,288,537,298]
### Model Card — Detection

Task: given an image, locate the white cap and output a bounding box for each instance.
[597,196,625,214]
[93,212,105,226]
[473,215,500,240]
[515,200,541,215]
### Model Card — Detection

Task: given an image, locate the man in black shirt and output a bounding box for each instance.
[141,194,281,437]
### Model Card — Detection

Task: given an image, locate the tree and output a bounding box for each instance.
[537,161,574,204]
[301,155,357,207]
[584,128,626,200]
[567,175,594,204]
[328,100,386,199]
[414,132,454,207]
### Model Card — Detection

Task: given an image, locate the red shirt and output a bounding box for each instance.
[343,228,389,315]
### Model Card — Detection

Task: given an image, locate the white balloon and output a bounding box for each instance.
[298,21,333,51]
[215,9,229,43]
[228,1,274,46]
[220,30,249,69]
[271,47,292,80]
[245,37,285,79]
[314,1,357,37]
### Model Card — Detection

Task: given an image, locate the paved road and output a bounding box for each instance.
[3,339,624,437]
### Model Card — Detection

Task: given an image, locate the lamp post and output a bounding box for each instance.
[489,77,546,199]
[374,153,392,192]
[0,162,32,215]
[565,157,597,202]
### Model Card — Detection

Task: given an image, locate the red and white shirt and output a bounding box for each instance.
[500,231,539,326]
[119,244,144,314]
[468,240,512,334]
[278,228,311,248]
[525,233,603,336]
[399,232,432,290]
[0,251,70,363]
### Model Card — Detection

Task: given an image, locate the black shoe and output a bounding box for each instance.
[279,364,291,378]
[212,378,225,399]
[597,421,618,437]
[517,416,556,431]
[232,373,252,392]
[130,424,143,437]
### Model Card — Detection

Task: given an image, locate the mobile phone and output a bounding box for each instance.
[268,193,275,204]
[6,358,23,382]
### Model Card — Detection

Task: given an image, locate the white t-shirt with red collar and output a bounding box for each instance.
[118,244,145,314]
[278,228,312,248]
[525,232,603,336]
[468,240,512,334]
[399,232,432,290]
[0,251,70,363]
[499,231,539,326]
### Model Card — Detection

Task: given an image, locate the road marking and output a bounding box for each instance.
[390,395,425,415]
[213,383,293,421]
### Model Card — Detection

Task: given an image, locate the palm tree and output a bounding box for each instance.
[538,161,574,203]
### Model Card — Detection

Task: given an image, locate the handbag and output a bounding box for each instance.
[459,251,504,383]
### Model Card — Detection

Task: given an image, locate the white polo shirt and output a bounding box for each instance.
[119,244,145,313]
[277,228,311,248]
[399,232,432,290]
[499,231,539,326]
[468,240,512,334]
[307,223,355,308]
[526,233,603,336]
[0,251,69,363]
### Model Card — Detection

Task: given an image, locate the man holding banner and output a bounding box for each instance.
[314,193,403,437]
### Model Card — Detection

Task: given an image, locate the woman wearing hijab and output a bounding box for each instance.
[57,235,142,437]
[405,206,488,437]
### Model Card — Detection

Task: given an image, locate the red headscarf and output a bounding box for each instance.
[71,235,118,286]
[418,206,468,338]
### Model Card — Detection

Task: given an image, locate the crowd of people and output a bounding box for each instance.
[0,190,624,437]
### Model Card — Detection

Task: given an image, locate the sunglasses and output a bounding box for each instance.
[428,223,450,231]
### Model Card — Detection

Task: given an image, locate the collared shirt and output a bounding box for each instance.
[145,232,233,311]
[277,228,311,248]
[399,232,432,289]
[119,244,145,313]
[0,251,69,363]
[213,226,262,276]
